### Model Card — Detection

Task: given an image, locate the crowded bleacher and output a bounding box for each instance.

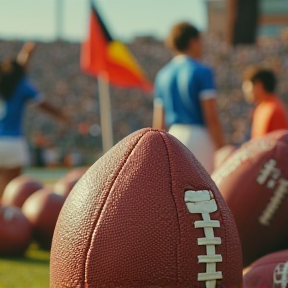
[1,28,288,166]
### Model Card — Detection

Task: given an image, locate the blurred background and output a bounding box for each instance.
[0,0,288,167]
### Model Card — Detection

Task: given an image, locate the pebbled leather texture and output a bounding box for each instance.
[212,130,288,267]
[243,249,288,288]
[50,128,242,288]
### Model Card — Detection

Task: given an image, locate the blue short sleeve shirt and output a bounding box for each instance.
[155,55,217,127]
[0,78,42,137]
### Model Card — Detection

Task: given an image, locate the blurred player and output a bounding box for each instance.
[0,43,69,198]
[153,22,225,174]
[242,66,288,139]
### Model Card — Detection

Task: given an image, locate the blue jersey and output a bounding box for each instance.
[0,78,41,137]
[155,55,217,127]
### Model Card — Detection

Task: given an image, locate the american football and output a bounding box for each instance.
[50,128,242,288]
[0,205,32,256]
[1,175,43,208]
[243,249,288,288]
[22,188,65,250]
[53,167,87,198]
[0,1,284,286]
[213,144,238,171]
[212,130,288,267]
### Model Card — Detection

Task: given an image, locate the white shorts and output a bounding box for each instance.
[168,124,216,174]
[0,137,30,168]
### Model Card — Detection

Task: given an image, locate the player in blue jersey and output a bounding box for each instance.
[0,47,69,197]
[153,22,225,174]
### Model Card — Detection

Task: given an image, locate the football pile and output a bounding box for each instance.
[212,129,288,287]
[0,168,86,254]
[2,128,288,288]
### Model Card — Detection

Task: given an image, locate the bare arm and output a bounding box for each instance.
[201,98,225,150]
[152,99,165,130]
[17,42,36,70]
[37,101,70,124]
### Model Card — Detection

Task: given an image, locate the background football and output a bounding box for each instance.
[53,167,87,198]
[64,167,88,181]
[213,144,238,171]
[212,130,288,267]
[50,128,242,288]
[53,177,79,198]
[22,188,65,250]
[243,249,288,288]
[0,205,32,256]
[1,175,43,208]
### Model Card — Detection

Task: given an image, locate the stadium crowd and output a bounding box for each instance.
[0,28,288,166]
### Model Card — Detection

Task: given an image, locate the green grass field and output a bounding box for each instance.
[0,243,50,288]
[0,168,71,288]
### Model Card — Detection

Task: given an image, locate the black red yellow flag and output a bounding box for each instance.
[81,1,153,92]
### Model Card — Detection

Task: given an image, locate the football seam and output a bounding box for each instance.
[83,129,152,286]
[160,132,227,287]
[273,261,288,286]
[185,190,223,287]
[159,131,182,282]
[257,158,288,226]
[220,198,230,286]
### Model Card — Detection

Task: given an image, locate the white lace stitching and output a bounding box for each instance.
[185,190,223,288]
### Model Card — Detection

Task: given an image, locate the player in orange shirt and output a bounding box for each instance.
[242,67,288,139]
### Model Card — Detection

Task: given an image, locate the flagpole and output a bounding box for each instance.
[98,72,114,154]
[56,0,63,40]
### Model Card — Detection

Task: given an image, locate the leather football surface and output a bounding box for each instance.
[2,175,43,208]
[0,205,32,256]
[212,130,288,267]
[243,249,288,288]
[50,128,242,288]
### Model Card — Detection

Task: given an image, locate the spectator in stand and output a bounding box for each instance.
[242,66,288,139]
[153,22,225,174]
[0,43,69,198]
[1,29,288,158]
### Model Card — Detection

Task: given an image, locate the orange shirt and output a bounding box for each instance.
[251,96,288,139]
